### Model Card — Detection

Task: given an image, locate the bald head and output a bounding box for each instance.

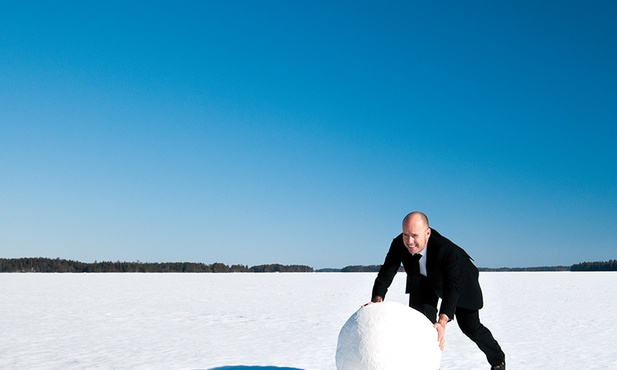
[401,212,431,255]
[403,212,429,228]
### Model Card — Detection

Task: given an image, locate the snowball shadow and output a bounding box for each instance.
[209,366,304,370]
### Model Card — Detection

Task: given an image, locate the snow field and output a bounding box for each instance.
[1,272,615,369]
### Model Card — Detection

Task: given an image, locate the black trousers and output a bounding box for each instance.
[409,292,505,366]
[454,307,505,366]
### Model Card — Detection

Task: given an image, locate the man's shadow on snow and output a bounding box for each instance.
[210,367,304,370]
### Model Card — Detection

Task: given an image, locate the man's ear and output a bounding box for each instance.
[427,227,432,239]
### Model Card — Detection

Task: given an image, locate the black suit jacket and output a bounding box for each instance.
[371,228,483,319]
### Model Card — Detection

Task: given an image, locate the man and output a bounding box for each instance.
[369,212,506,370]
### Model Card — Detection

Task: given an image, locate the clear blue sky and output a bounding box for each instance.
[1,1,616,269]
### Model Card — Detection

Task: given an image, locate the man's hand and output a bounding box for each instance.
[362,296,383,308]
[434,322,445,351]
[434,313,448,351]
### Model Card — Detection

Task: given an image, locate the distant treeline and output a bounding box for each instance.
[571,260,617,271]
[478,266,571,272]
[332,265,404,273]
[317,263,617,273]
[340,265,381,272]
[0,258,313,273]
[1,257,616,273]
[334,263,617,273]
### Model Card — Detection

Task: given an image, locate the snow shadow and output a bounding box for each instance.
[209,367,304,370]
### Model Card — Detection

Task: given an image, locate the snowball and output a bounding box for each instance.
[335,301,441,370]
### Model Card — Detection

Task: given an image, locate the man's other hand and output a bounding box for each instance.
[434,322,445,351]
[362,296,383,308]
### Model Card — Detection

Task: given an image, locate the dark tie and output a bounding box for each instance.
[411,253,422,276]
[408,253,424,311]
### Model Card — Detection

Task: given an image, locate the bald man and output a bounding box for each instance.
[369,212,506,370]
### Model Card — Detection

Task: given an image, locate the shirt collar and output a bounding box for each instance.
[416,244,428,257]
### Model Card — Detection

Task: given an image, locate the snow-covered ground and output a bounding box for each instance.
[1,272,615,369]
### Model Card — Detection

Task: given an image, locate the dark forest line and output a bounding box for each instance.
[0,258,313,273]
[0,257,615,273]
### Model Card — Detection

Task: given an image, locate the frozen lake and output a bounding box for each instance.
[1,272,615,369]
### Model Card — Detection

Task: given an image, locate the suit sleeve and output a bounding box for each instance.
[371,236,402,301]
[438,246,463,319]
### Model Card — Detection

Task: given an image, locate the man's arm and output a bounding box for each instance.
[432,241,464,351]
[370,236,403,302]
[437,246,463,319]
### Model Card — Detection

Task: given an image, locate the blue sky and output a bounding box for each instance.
[1,1,616,269]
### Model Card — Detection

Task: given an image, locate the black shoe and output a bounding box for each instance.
[491,361,505,370]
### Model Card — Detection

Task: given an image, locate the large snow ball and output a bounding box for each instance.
[335,301,441,370]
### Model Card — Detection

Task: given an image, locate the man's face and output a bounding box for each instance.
[402,217,431,255]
